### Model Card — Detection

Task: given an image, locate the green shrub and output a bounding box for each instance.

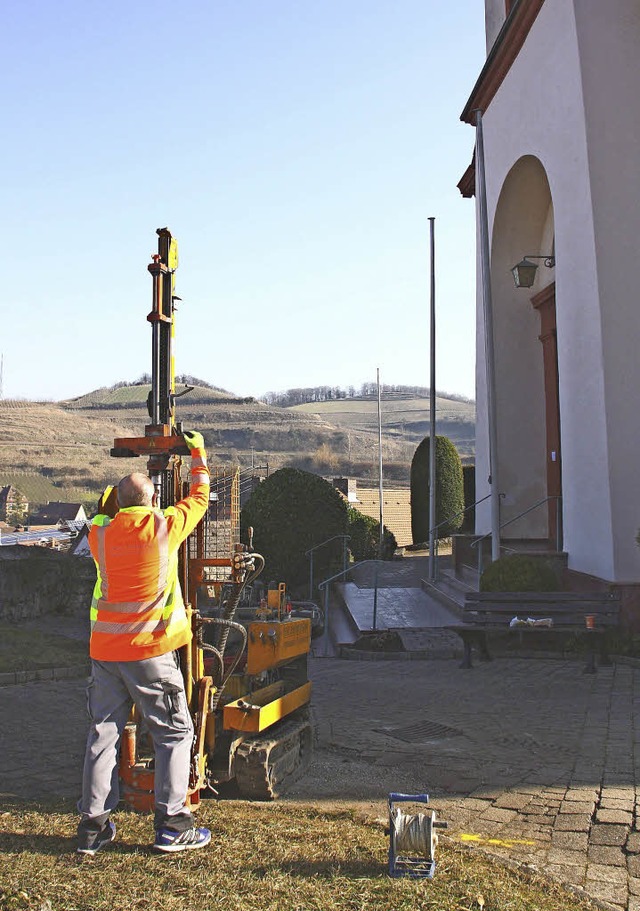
[241,468,348,589]
[347,507,397,561]
[480,554,560,592]
[410,435,464,543]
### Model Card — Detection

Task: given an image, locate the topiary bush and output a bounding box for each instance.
[480,554,561,592]
[410,435,464,543]
[241,468,349,590]
[347,507,397,561]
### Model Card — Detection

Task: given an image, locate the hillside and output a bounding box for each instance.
[0,399,144,511]
[289,393,475,453]
[66,383,246,408]
[0,385,474,513]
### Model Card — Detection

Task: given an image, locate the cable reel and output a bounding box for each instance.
[388,792,448,879]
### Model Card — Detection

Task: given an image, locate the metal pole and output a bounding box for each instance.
[372,561,379,630]
[475,110,501,562]
[309,552,314,601]
[323,585,330,657]
[377,367,384,554]
[374,367,383,630]
[428,217,437,581]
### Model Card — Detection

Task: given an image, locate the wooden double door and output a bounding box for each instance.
[531,282,562,547]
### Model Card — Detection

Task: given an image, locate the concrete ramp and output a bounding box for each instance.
[337,581,460,633]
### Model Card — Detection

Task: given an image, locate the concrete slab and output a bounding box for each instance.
[337,582,459,632]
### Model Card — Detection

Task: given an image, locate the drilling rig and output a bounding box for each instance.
[106,228,313,805]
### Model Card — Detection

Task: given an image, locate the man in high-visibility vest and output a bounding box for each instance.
[77,430,211,855]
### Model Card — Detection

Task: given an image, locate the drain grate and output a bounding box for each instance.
[376,720,463,743]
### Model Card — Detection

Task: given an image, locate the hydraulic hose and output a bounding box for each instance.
[213,553,265,659]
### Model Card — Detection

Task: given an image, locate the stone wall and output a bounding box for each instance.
[0,547,96,621]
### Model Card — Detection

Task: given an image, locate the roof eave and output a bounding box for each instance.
[460,0,546,126]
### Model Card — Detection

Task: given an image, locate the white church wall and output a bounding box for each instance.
[474,0,616,578]
[485,0,508,53]
[573,0,640,581]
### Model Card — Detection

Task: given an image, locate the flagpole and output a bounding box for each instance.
[428,218,437,581]
[377,367,384,552]
[372,367,383,630]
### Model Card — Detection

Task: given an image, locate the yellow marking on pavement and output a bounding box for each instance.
[459,833,536,848]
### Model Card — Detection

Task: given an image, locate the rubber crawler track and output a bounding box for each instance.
[234,711,313,800]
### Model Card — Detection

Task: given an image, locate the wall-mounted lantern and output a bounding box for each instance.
[511,255,555,289]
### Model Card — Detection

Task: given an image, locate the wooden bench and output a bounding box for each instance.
[448,591,621,673]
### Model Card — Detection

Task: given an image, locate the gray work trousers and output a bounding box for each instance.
[78,651,194,833]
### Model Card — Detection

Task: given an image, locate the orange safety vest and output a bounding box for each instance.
[88,450,210,661]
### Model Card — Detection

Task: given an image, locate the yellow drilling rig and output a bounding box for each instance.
[105,228,313,806]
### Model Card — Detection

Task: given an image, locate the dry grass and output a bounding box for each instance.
[0,626,87,674]
[289,396,476,457]
[0,401,141,511]
[0,801,596,911]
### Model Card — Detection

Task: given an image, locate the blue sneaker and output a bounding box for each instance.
[77,820,116,856]
[153,825,211,853]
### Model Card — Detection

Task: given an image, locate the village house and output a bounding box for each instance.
[332,478,411,548]
[28,502,87,527]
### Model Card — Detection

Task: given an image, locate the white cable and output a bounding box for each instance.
[392,808,436,859]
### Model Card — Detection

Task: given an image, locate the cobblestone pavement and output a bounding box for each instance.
[2,652,639,909]
[292,656,640,911]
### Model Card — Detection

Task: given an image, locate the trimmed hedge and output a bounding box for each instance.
[241,468,348,590]
[347,507,397,561]
[410,435,464,543]
[480,554,560,592]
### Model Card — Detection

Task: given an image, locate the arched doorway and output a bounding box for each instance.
[489,155,560,545]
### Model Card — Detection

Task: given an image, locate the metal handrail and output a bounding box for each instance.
[471,494,563,576]
[471,494,561,546]
[305,534,351,558]
[426,492,497,582]
[427,491,494,540]
[317,558,381,591]
[317,560,384,656]
[305,534,351,600]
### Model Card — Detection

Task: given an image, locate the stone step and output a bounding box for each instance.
[455,561,481,589]
[421,569,472,617]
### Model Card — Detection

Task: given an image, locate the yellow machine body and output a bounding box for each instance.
[224,681,312,734]
[246,617,311,674]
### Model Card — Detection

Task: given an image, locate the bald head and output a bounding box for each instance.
[117,473,155,508]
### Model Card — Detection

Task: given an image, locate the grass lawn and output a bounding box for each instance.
[0,801,596,911]
[0,625,87,674]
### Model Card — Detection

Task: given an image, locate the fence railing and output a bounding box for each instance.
[425,492,496,582]
[317,559,384,656]
[305,534,350,600]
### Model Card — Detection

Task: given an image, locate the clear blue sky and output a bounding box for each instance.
[2,1,484,402]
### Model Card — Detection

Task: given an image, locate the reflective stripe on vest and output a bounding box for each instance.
[94,516,111,600]
[93,617,168,635]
